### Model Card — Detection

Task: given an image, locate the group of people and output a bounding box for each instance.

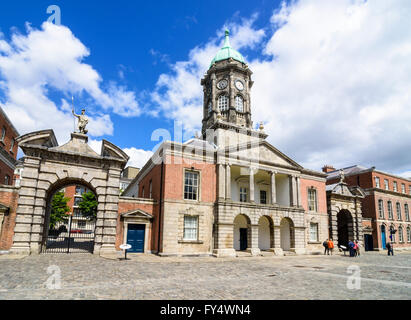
[322,238,334,255]
[322,239,361,257]
[347,240,361,257]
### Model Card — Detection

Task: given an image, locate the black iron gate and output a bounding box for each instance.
[42,217,96,254]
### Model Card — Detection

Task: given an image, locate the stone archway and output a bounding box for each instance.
[337,210,354,247]
[10,130,129,255]
[42,179,99,254]
[233,214,251,251]
[280,217,294,251]
[258,215,273,251]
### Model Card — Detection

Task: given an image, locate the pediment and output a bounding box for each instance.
[101,140,130,162]
[224,141,302,169]
[121,209,153,220]
[16,129,58,148]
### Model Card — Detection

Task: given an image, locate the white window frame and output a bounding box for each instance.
[10,139,14,152]
[396,202,402,220]
[308,188,317,212]
[398,226,404,243]
[378,199,384,218]
[235,96,244,112]
[384,179,389,190]
[184,170,199,201]
[407,227,411,243]
[375,177,380,188]
[309,223,318,242]
[218,95,229,112]
[393,181,398,192]
[149,180,153,199]
[388,201,393,219]
[405,204,410,221]
[401,183,406,194]
[183,215,199,241]
[0,127,5,142]
[240,186,248,203]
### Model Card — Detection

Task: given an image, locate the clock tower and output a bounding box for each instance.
[201,30,267,147]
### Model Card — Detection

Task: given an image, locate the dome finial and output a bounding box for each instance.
[223,29,231,48]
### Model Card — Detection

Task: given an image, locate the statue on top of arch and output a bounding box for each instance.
[72,107,89,135]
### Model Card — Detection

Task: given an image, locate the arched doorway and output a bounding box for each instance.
[280,218,294,251]
[233,214,250,251]
[258,216,273,251]
[42,180,98,254]
[337,210,354,247]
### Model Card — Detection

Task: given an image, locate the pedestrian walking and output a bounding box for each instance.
[353,241,358,257]
[323,239,329,255]
[348,240,355,257]
[355,240,360,257]
[328,238,334,255]
[386,242,394,256]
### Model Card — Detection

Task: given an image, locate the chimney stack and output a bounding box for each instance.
[322,165,336,173]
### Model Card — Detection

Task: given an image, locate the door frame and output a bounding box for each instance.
[239,228,248,251]
[126,223,146,253]
[123,221,150,253]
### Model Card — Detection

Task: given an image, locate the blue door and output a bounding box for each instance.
[381,225,386,250]
[127,224,145,253]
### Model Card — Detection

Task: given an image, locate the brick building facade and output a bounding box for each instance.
[0,107,19,186]
[325,165,411,251]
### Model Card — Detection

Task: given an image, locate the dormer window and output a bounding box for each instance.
[235,96,244,112]
[218,95,228,112]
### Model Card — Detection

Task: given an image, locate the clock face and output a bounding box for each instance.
[217,79,228,90]
[235,80,244,91]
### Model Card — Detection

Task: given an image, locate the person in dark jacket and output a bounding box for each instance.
[386,242,394,256]
[348,240,355,257]
[323,239,329,255]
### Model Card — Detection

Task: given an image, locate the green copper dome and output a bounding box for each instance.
[210,30,245,68]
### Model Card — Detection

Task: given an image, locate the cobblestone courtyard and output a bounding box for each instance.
[0,251,410,300]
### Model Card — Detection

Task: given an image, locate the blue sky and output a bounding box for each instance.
[0,0,410,176]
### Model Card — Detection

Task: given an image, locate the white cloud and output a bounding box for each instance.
[0,22,140,143]
[151,15,265,134]
[250,0,411,172]
[123,147,154,169]
[151,0,411,173]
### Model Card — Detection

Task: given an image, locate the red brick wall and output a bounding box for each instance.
[163,155,216,202]
[300,178,327,213]
[0,187,19,250]
[138,164,162,200]
[0,162,14,186]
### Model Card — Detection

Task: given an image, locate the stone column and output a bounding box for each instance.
[218,164,226,200]
[212,222,236,257]
[247,224,261,256]
[225,164,231,200]
[10,156,41,255]
[291,175,297,207]
[249,168,255,203]
[270,225,283,255]
[296,176,302,207]
[270,171,277,204]
[98,167,121,255]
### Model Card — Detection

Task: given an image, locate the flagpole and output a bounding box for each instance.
[72,96,75,133]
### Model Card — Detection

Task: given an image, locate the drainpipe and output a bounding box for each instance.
[157,161,164,254]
